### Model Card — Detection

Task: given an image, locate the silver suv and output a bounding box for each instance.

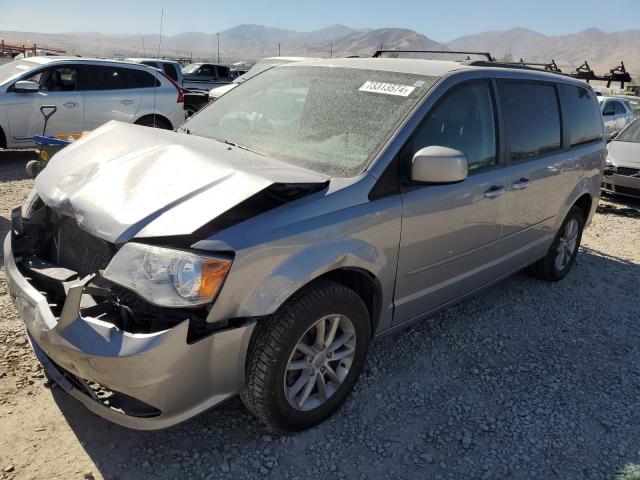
[5,58,605,431]
[0,57,185,148]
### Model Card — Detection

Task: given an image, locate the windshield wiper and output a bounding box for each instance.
[221,139,265,156]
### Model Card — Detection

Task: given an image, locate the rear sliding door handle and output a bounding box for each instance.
[512,178,530,190]
[484,185,506,198]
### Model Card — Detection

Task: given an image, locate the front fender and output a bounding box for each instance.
[242,239,383,317]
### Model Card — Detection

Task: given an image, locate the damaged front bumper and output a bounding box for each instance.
[3,233,255,430]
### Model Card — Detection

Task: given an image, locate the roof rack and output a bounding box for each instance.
[372,49,633,87]
[564,61,631,88]
[372,49,495,62]
[496,58,562,73]
[467,59,564,74]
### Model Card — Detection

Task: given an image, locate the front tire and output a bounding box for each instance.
[530,206,585,281]
[241,281,370,431]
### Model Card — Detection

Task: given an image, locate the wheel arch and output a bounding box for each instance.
[256,267,384,338]
[573,192,593,219]
[0,125,6,149]
[557,177,598,232]
[312,268,383,337]
[134,113,173,130]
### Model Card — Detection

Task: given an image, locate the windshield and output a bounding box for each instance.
[184,66,436,176]
[616,119,640,143]
[0,60,39,84]
[236,58,296,83]
[181,64,201,74]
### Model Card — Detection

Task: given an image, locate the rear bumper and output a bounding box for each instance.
[602,173,640,199]
[4,233,254,430]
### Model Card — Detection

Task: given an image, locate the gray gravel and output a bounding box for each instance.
[1,151,639,480]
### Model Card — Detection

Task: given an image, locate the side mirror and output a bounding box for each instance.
[411,146,468,184]
[14,80,40,93]
[609,131,619,141]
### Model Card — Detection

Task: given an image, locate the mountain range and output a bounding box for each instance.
[1,25,638,79]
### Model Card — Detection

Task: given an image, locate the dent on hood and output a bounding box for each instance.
[35,121,329,244]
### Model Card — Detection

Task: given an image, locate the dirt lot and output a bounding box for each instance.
[1,151,639,480]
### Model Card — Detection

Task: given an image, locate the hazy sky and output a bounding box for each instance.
[0,0,635,41]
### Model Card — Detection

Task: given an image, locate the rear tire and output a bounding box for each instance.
[530,206,585,281]
[134,115,171,129]
[241,281,370,432]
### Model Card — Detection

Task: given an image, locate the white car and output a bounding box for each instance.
[599,96,634,139]
[208,57,316,102]
[0,57,185,149]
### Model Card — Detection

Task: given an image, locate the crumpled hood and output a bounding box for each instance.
[35,121,329,244]
[608,140,640,167]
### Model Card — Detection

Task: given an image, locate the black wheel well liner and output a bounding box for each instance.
[134,113,173,129]
[304,268,383,337]
[0,125,6,149]
[574,193,593,218]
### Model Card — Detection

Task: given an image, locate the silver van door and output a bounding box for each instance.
[495,81,582,270]
[394,80,509,324]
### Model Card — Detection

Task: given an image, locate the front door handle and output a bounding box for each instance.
[120,99,133,105]
[484,185,506,198]
[63,102,79,108]
[512,177,530,190]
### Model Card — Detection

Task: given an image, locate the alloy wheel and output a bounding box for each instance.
[284,314,356,411]
[555,218,579,271]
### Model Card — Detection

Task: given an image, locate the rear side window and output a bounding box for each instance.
[558,84,603,146]
[163,63,179,82]
[141,61,159,69]
[500,82,561,161]
[85,66,159,90]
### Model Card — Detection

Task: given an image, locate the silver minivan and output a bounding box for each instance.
[5,57,605,431]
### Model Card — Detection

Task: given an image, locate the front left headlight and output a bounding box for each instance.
[103,243,232,308]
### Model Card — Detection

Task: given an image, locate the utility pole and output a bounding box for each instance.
[278,43,281,56]
[330,42,333,58]
[217,33,220,63]
[142,37,145,56]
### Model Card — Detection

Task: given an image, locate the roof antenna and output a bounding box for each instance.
[152,9,164,128]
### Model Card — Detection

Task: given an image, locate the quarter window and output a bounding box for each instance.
[613,101,626,115]
[558,84,603,146]
[412,81,497,171]
[500,82,561,161]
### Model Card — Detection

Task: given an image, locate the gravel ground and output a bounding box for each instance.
[1,151,639,480]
